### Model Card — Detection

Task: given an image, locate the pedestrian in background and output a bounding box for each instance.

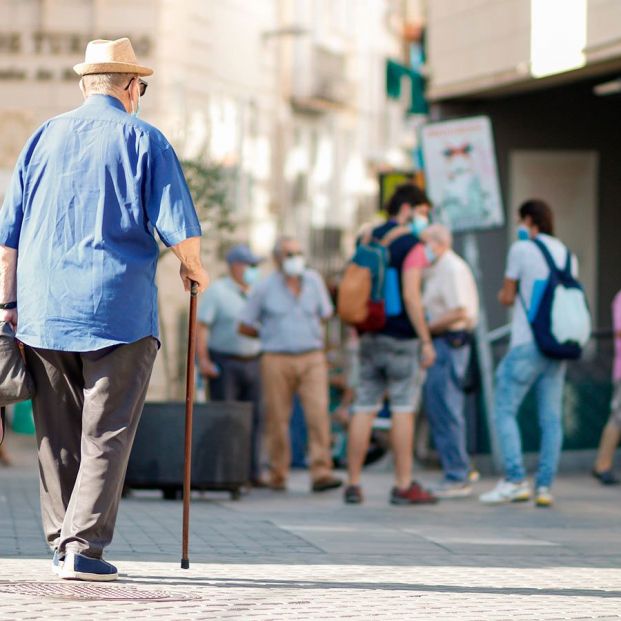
[196,244,265,487]
[0,38,208,581]
[480,200,576,508]
[344,184,437,506]
[239,237,342,493]
[421,224,479,498]
[592,288,621,485]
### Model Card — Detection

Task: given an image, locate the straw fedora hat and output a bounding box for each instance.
[73,37,153,77]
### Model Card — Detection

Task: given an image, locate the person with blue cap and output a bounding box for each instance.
[197,243,265,486]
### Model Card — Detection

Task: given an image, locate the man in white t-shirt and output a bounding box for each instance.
[480,199,576,508]
[421,224,479,498]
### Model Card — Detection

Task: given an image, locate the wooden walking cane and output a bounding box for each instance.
[181,280,198,569]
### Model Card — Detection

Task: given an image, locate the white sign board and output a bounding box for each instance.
[421,116,504,232]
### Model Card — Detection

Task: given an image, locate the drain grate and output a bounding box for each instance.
[0,581,202,601]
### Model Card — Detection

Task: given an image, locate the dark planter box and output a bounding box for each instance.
[125,401,252,500]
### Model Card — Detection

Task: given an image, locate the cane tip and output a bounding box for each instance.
[181,558,190,569]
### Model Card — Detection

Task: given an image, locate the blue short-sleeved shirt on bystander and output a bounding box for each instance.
[0,95,202,351]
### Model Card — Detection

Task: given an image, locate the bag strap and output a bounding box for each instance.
[563,248,573,277]
[531,237,562,276]
[0,406,5,447]
[379,225,413,247]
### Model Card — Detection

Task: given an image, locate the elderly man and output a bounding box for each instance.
[239,237,342,493]
[421,224,479,498]
[196,244,264,486]
[0,38,208,581]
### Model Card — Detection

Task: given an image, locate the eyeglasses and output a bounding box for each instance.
[124,77,148,97]
[284,251,303,258]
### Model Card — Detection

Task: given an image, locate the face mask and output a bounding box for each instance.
[283,255,305,277]
[131,88,141,117]
[410,214,429,237]
[424,245,437,264]
[517,224,530,241]
[243,266,259,286]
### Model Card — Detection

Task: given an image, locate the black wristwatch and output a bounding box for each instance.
[0,301,17,310]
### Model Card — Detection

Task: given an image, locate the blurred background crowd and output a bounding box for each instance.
[1,0,621,499]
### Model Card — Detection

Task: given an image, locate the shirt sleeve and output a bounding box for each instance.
[198,286,218,326]
[145,145,202,247]
[403,243,429,271]
[313,271,334,319]
[505,241,525,280]
[0,163,25,249]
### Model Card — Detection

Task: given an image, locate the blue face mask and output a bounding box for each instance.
[411,215,429,237]
[243,266,259,286]
[424,245,437,264]
[517,224,530,241]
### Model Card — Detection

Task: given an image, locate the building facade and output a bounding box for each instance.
[424,0,621,452]
[0,0,419,398]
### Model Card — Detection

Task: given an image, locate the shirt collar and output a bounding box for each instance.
[224,276,247,295]
[83,94,127,113]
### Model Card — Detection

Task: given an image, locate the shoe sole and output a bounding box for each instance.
[390,498,438,505]
[344,497,363,504]
[433,489,473,499]
[480,494,532,505]
[60,570,118,582]
[312,483,343,493]
[535,499,553,508]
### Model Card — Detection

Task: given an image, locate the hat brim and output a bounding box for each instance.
[73,61,153,77]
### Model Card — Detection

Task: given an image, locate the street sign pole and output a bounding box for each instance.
[463,233,502,472]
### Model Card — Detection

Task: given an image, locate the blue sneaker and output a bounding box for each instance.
[52,550,64,575]
[60,552,118,582]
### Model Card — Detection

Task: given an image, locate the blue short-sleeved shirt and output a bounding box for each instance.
[0,95,202,351]
[240,269,333,353]
[198,276,261,357]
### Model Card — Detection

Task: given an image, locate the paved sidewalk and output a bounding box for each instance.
[1,434,621,620]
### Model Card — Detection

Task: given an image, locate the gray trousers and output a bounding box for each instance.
[24,337,157,559]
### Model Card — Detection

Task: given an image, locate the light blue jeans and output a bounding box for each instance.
[494,342,566,489]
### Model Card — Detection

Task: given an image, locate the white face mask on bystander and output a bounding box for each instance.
[282,255,306,277]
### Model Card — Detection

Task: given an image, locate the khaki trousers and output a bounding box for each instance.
[261,351,333,485]
[24,337,157,558]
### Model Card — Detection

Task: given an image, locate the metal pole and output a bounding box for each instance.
[181,281,198,569]
[463,233,502,472]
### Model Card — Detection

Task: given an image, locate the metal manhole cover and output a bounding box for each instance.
[0,581,202,601]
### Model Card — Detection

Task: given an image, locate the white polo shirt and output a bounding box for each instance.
[423,249,479,332]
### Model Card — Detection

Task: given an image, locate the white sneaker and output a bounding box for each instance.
[535,486,554,507]
[431,479,473,499]
[479,479,532,505]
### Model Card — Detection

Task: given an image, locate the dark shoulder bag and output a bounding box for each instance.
[0,321,34,446]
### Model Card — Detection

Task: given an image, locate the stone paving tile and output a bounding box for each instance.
[1,435,621,618]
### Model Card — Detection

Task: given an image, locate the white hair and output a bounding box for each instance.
[423,223,453,248]
[81,72,135,95]
[273,236,297,258]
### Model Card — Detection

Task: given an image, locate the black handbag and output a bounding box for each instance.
[0,321,34,446]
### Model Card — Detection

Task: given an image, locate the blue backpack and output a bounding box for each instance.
[337,227,409,331]
[522,238,591,360]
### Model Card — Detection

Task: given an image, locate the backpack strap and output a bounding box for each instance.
[380,225,412,247]
[531,238,561,277]
[563,248,573,277]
